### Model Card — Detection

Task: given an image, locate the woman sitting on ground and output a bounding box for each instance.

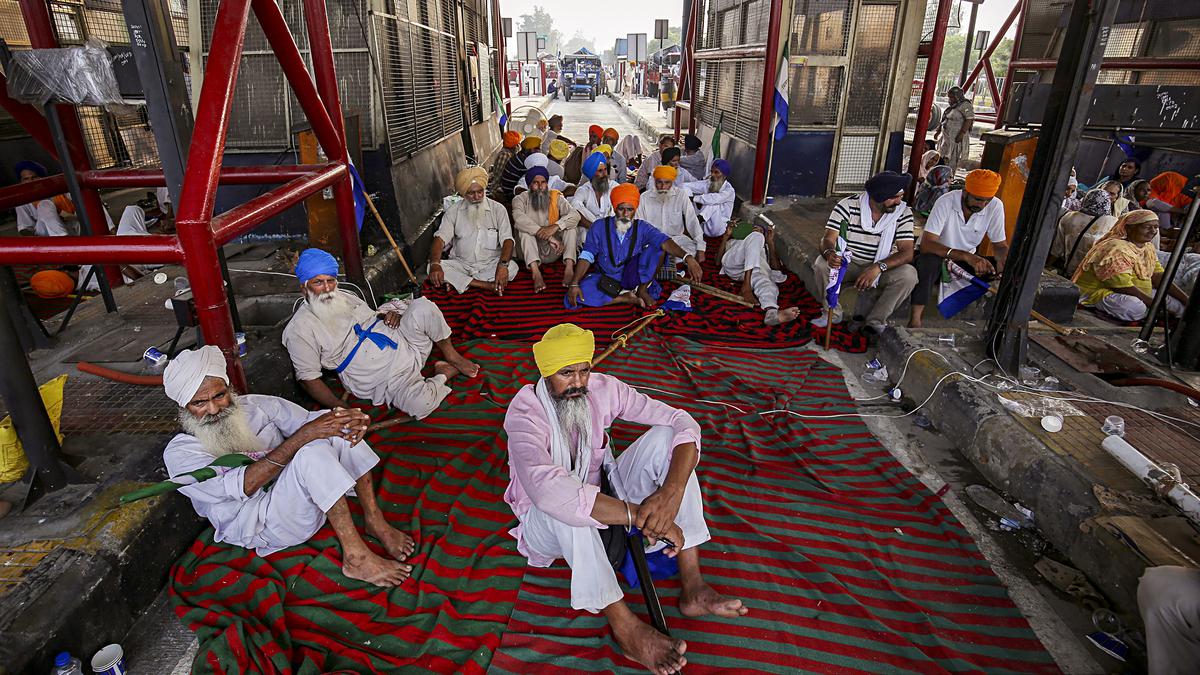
[1100,179,1130,217]
[1125,178,1151,211]
[1072,209,1188,322]
[1146,171,1194,230]
[1052,189,1117,277]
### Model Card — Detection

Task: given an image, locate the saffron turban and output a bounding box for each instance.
[524,152,550,170]
[503,131,521,149]
[582,152,608,179]
[864,170,911,201]
[295,247,339,283]
[964,169,1002,198]
[588,124,604,138]
[520,135,542,151]
[683,134,701,151]
[711,158,731,177]
[611,183,640,210]
[30,270,74,298]
[533,323,595,377]
[661,147,681,164]
[603,127,619,141]
[596,144,613,157]
[164,345,229,407]
[525,166,549,185]
[652,165,678,181]
[455,166,489,194]
[548,139,570,161]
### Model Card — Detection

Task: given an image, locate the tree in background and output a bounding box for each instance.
[562,30,596,54]
[518,6,562,55]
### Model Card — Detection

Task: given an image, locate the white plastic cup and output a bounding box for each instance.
[1041,413,1063,433]
[90,644,126,675]
[1101,415,1125,437]
[1019,365,1041,386]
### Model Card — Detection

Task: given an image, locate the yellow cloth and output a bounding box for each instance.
[611,183,640,210]
[548,139,570,161]
[1073,236,1162,305]
[1076,263,1162,306]
[503,131,522,149]
[521,136,542,151]
[533,324,595,377]
[0,374,67,482]
[454,166,489,194]
[652,165,677,181]
[596,144,613,157]
[965,169,1002,198]
[30,270,75,298]
[548,189,561,226]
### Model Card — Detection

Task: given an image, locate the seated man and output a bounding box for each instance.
[162,346,415,586]
[515,153,570,194]
[681,159,736,237]
[514,166,582,293]
[908,169,1009,328]
[635,165,705,262]
[602,128,628,184]
[503,324,747,673]
[499,136,542,201]
[488,131,523,195]
[283,248,479,419]
[1138,565,1200,675]
[14,160,77,237]
[429,167,519,296]
[572,152,616,228]
[810,171,919,333]
[540,114,575,152]
[717,220,800,326]
[566,184,702,309]
[678,134,708,182]
[634,135,677,190]
[583,124,604,157]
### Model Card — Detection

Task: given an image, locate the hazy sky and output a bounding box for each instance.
[496,0,1020,54]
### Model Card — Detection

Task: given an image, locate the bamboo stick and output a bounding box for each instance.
[681,279,756,307]
[363,191,419,285]
[594,310,665,365]
[823,306,834,350]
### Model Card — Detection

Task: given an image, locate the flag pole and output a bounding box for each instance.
[823,306,834,350]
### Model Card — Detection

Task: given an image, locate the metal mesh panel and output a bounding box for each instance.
[1017,0,1071,60]
[843,3,897,128]
[0,0,31,47]
[698,0,770,49]
[787,64,842,126]
[223,53,290,148]
[790,0,851,56]
[1147,18,1200,58]
[375,12,416,156]
[834,134,875,188]
[1104,22,1148,58]
[695,59,761,145]
[734,59,763,140]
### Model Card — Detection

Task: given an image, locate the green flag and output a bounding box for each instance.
[120,453,255,504]
[712,111,724,159]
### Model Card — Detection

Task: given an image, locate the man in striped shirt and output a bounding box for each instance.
[808,171,918,334]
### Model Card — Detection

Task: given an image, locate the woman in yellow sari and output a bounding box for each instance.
[1072,209,1188,321]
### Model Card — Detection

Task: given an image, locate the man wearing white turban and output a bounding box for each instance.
[429,167,519,295]
[161,346,416,586]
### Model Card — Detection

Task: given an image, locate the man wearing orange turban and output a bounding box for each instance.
[565,183,702,309]
[487,133,524,199]
[30,270,76,298]
[584,125,604,157]
[908,168,1009,327]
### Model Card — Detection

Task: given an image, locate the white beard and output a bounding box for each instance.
[552,394,592,465]
[466,200,486,227]
[615,217,633,235]
[530,189,550,213]
[178,393,263,457]
[306,289,356,326]
[709,177,725,193]
[656,188,670,196]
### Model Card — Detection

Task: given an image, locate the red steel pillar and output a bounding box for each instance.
[750,0,785,205]
[303,0,365,290]
[18,0,121,289]
[176,0,254,390]
[994,0,1028,128]
[907,0,953,198]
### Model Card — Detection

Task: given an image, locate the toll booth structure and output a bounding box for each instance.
[0,0,365,392]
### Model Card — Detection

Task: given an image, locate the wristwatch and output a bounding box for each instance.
[877,261,889,272]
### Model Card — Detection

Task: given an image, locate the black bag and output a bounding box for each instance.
[597,274,623,298]
[598,469,629,570]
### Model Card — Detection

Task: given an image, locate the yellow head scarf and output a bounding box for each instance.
[1072,209,1160,283]
[533,324,595,377]
[596,144,613,157]
[548,139,570,161]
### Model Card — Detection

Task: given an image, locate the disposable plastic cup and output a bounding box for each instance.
[1101,415,1125,437]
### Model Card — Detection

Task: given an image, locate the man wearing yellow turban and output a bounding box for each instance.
[566,183,702,309]
[636,163,705,264]
[908,168,1009,327]
[429,167,519,295]
[503,324,746,672]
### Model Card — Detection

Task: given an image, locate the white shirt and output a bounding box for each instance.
[434,197,514,265]
[681,178,736,236]
[571,180,617,222]
[636,187,705,253]
[922,189,1006,255]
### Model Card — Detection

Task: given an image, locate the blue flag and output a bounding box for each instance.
[825,223,851,309]
[347,163,368,232]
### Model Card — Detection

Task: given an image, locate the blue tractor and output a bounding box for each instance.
[561,49,603,102]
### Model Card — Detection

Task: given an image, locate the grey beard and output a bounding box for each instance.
[616,217,633,234]
[709,177,725,193]
[591,175,609,196]
[306,289,356,326]
[178,393,263,457]
[530,189,550,213]
[552,393,591,466]
[467,200,486,226]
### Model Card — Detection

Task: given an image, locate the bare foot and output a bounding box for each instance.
[433,360,461,380]
[445,353,480,378]
[562,262,576,286]
[612,617,688,674]
[531,267,546,293]
[765,306,800,326]
[679,582,748,618]
[342,548,411,587]
[367,520,416,561]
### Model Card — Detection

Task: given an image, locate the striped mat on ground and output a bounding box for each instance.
[169,331,1054,673]
[420,238,866,352]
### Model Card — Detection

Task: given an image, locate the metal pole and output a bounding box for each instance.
[985,0,1120,373]
[962,2,1019,92]
[906,0,953,199]
[749,0,785,205]
[959,1,979,86]
[1141,196,1200,342]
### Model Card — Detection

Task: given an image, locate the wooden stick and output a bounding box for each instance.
[367,415,414,432]
[594,310,664,365]
[681,279,756,308]
[823,306,834,350]
[363,191,419,285]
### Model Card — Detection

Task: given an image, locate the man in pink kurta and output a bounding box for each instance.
[503,324,747,675]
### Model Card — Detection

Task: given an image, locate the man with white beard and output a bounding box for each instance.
[680,159,736,237]
[513,166,581,293]
[161,346,415,586]
[282,248,479,419]
[503,324,747,675]
[716,220,801,326]
[635,165,705,262]
[571,151,617,228]
[429,167,519,295]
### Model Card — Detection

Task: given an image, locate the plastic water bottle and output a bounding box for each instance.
[51,652,83,675]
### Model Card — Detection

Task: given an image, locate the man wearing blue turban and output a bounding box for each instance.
[679,158,737,237]
[282,248,479,419]
[570,151,617,228]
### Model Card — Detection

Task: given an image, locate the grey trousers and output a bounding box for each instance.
[809,257,918,324]
[1139,565,1200,675]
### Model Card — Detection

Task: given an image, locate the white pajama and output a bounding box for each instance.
[16,199,75,237]
[518,425,710,613]
[721,231,780,310]
[434,197,519,294]
[438,257,520,293]
[1094,293,1184,322]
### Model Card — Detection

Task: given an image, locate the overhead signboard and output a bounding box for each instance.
[502,18,512,38]
[627,33,647,63]
[516,31,537,61]
[654,20,669,41]
[615,37,627,58]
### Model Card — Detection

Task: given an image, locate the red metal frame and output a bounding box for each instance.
[0,0,363,390]
[750,0,785,205]
[962,3,1020,93]
[906,0,953,199]
[994,0,1028,128]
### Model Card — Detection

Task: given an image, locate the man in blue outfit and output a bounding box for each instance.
[565,183,703,309]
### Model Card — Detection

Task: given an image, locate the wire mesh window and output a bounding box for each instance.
[834,134,876,188]
[697,0,770,49]
[842,3,897,128]
[1104,22,1148,59]
[791,0,851,56]
[1147,18,1200,59]
[788,65,842,126]
[695,58,763,145]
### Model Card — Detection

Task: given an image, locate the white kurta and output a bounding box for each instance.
[433,197,519,293]
[282,294,453,419]
[571,180,617,224]
[163,394,379,555]
[681,179,736,236]
[512,190,582,265]
[15,199,75,237]
[636,188,705,257]
[721,231,781,310]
